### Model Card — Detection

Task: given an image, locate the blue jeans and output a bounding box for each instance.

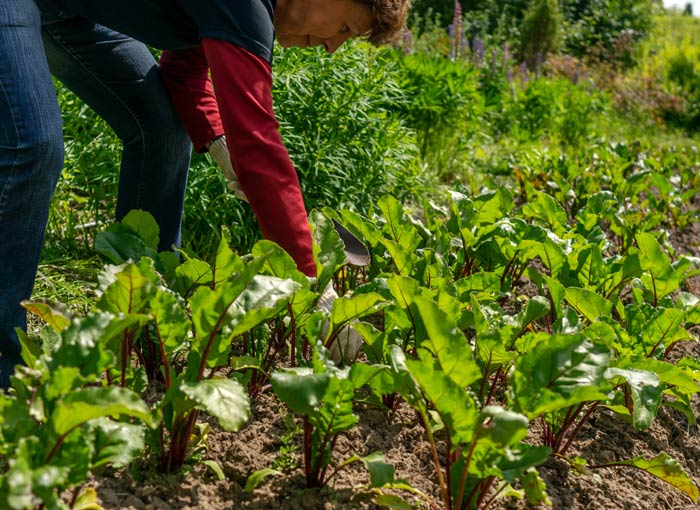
[0,0,192,387]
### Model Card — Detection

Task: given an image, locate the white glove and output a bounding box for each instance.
[318,283,364,365]
[207,136,248,202]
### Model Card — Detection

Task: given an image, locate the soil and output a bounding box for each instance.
[86,204,700,510]
[88,379,700,510]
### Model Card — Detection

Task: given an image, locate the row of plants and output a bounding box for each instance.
[6,156,699,508]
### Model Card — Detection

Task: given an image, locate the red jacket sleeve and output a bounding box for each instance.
[161,40,317,277]
[159,47,224,153]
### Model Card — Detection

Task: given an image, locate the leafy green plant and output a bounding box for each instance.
[392,296,551,510]
[273,42,422,212]
[519,0,563,68]
[271,346,385,488]
[45,211,305,474]
[394,52,483,177]
[0,312,156,509]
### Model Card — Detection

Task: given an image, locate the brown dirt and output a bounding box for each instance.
[88,366,700,510]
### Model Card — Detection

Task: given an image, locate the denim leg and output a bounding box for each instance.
[0,0,65,386]
[42,19,192,251]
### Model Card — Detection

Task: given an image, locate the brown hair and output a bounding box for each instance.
[355,0,412,45]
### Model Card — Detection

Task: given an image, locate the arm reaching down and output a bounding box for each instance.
[159,41,316,277]
[159,46,223,153]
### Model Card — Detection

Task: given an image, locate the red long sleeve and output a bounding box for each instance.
[159,41,316,277]
[159,47,224,153]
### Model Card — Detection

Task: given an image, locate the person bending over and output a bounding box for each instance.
[0,0,410,387]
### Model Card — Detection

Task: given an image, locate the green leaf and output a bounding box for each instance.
[515,296,550,336]
[121,209,160,250]
[150,289,190,356]
[180,378,250,432]
[499,445,552,483]
[49,314,124,376]
[380,238,415,276]
[228,276,300,338]
[603,254,642,299]
[541,237,568,280]
[202,460,226,481]
[413,296,481,388]
[378,195,419,248]
[405,357,478,445]
[512,335,611,417]
[329,292,389,332]
[15,329,40,371]
[52,386,155,437]
[605,368,662,430]
[475,333,515,370]
[89,419,145,469]
[72,487,104,510]
[2,438,38,510]
[642,308,690,356]
[636,233,679,301]
[386,275,422,309]
[252,240,308,284]
[520,467,552,507]
[310,210,347,291]
[473,190,510,226]
[616,358,700,395]
[614,453,699,503]
[173,259,213,297]
[565,287,613,323]
[97,261,154,315]
[189,256,266,350]
[522,191,568,237]
[454,271,501,295]
[348,363,385,390]
[478,406,529,446]
[542,275,565,321]
[271,368,331,416]
[213,230,244,285]
[576,245,605,289]
[22,300,71,333]
[359,452,396,488]
[245,468,282,492]
[95,230,157,265]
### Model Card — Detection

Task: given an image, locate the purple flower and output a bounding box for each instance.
[503,43,511,65]
[535,52,544,69]
[472,37,484,64]
[402,28,413,55]
[451,0,463,60]
[520,61,529,83]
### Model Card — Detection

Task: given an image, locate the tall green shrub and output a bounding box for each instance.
[393,53,484,177]
[519,0,563,68]
[272,43,422,213]
[561,0,653,65]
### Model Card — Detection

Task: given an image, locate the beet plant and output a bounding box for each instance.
[391,296,551,510]
[52,210,302,474]
[271,345,387,488]
[0,308,156,509]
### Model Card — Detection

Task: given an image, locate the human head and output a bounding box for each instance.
[274,0,411,53]
[354,0,412,46]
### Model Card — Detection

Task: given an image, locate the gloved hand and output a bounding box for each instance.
[207,135,248,202]
[318,283,364,364]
